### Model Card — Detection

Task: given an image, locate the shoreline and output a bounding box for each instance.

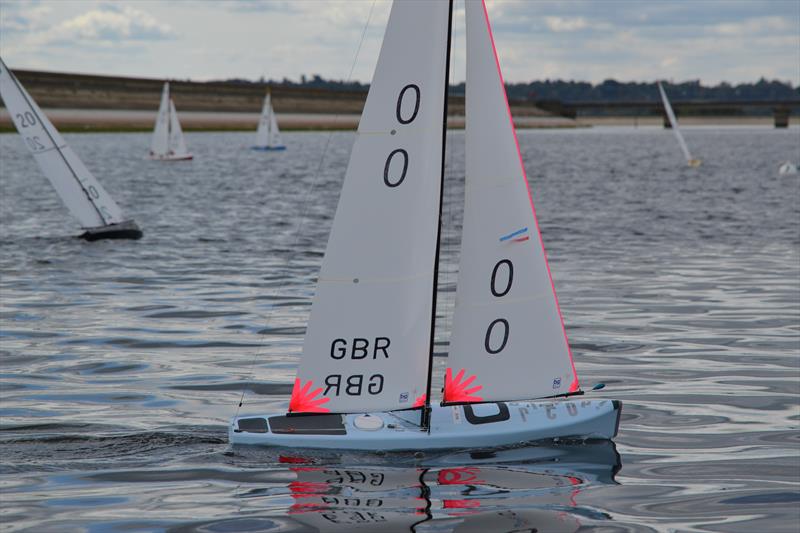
[0,108,787,133]
[0,108,581,132]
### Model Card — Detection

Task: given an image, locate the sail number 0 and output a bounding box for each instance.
[486,260,513,354]
[383,84,420,188]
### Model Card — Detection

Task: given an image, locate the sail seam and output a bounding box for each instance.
[454,292,554,307]
[318,273,431,283]
[16,144,67,156]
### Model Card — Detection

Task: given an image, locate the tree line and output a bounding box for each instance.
[224,74,798,102]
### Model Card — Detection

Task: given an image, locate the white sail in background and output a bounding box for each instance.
[168,100,189,156]
[150,82,191,160]
[0,57,126,229]
[290,0,451,414]
[658,81,700,167]
[254,92,285,149]
[443,0,579,405]
[150,82,170,156]
[267,98,282,148]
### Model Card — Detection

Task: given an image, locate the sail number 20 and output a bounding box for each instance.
[383,84,420,188]
[15,112,36,128]
[486,260,513,354]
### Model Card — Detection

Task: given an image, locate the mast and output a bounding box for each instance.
[422,0,454,429]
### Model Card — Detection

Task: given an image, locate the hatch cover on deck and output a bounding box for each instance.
[269,414,347,435]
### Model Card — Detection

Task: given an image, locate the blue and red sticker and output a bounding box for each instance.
[499,227,529,243]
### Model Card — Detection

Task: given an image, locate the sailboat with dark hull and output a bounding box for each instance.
[0,58,142,241]
[231,0,620,450]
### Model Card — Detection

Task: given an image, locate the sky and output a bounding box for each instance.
[1,0,798,86]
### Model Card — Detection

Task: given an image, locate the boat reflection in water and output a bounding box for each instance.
[209,441,620,532]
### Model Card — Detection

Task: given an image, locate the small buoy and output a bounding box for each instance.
[414,451,424,459]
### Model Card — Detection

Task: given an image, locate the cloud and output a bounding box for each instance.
[0,3,52,35]
[660,57,678,68]
[52,5,174,43]
[223,0,298,13]
[711,16,791,36]
[544,16,588,32]
[1,0,796,86]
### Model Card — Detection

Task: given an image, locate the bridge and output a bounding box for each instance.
[536,99,800,128]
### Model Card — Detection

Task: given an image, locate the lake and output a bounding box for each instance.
[1,127,798,531]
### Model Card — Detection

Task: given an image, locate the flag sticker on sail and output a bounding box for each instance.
[499,227,530,243]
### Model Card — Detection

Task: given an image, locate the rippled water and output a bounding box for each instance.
[1,127,798,532]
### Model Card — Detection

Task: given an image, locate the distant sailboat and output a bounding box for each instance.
[0,58,142,240]
[230,0,620,451]
[149,82,193,161]
[658,81,701,167]
[252,91,285,151]
[778,161,797,175]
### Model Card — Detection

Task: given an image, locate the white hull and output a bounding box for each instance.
[230,399,621,451]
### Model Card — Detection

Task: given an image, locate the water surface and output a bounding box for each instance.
[1,127,798,531]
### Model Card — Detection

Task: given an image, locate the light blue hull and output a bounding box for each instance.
[230,399,621,451]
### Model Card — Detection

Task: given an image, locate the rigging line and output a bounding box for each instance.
[235,0,378,417]
[422,0,455,430]
[2,61,110,226]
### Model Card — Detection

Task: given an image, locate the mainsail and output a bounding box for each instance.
[443,0,579,404]
[150,82,170,156]
[0,57,126,229]
[254,92,284,149]
[290,0,452,414]
[658,81,699,166]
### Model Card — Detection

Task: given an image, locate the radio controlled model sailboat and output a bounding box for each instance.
[231,0,620,450]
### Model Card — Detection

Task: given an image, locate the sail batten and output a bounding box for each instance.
[291,0,451,415]
[443,0,579,405]
[0,58,126,229]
